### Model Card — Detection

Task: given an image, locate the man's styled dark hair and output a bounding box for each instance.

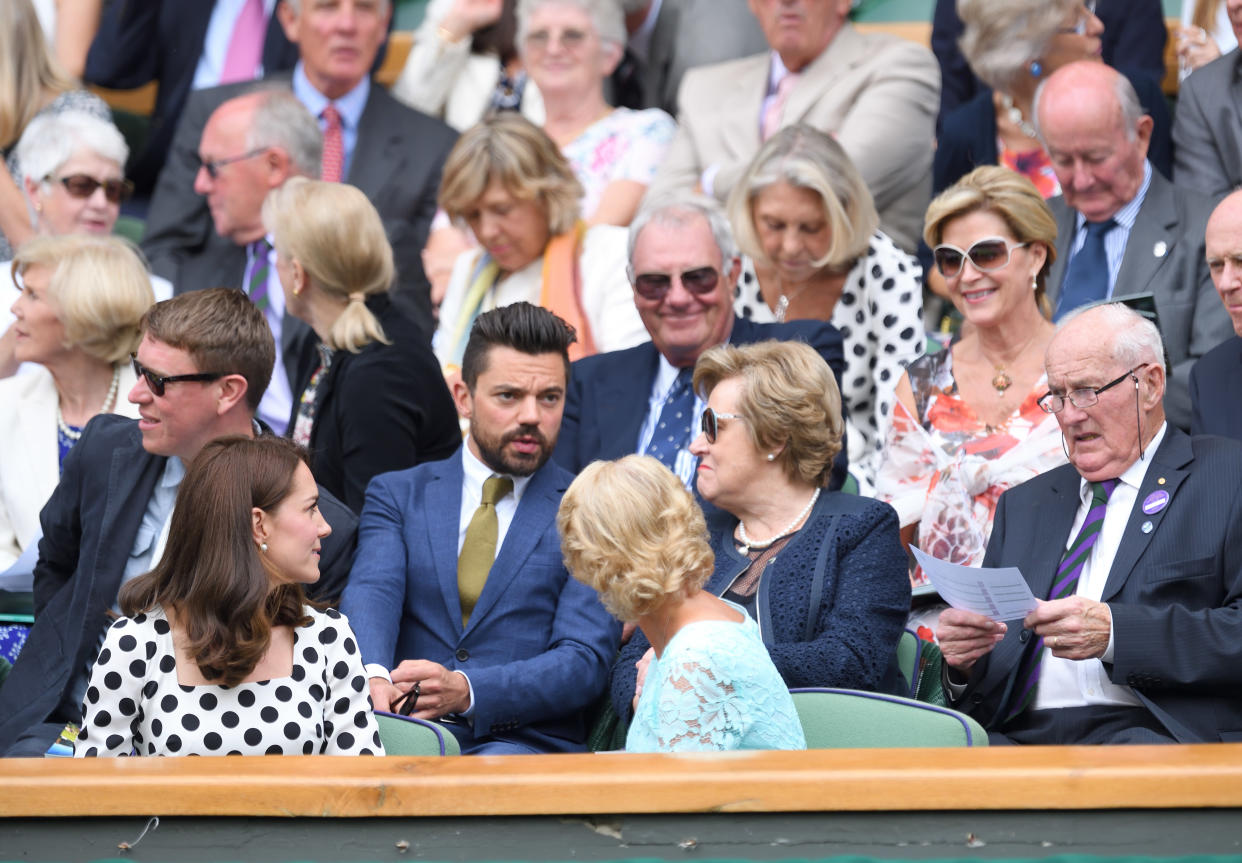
[460,302,577,390]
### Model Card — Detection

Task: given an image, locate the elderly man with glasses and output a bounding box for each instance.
[937,302,1242,746]
[553,193,848,491]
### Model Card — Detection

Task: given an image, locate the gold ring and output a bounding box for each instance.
[1050,636,1058,648]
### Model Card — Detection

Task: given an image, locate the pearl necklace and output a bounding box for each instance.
[736,488,820,554]
[999,92,1038,139]
[57,364,121,442]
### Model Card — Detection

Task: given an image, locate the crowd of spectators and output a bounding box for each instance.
[1,0,1241,757]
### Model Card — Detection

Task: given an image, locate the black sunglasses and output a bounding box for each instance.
[633,266,720,301]
[49,174,134,204]
[196,147,270,180]
[393,681,421,717]
[131,355,226,397]
[700,407,743,444]
[932,237,1029,278]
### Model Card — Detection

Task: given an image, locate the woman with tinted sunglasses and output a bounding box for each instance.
[0,234,153,578]
[608,341,912,726]
[1,111,172,379]
[726,125,924,495]
[876,166,1067,636]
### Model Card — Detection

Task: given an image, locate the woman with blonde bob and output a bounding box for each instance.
[75,435,383,757]
[608,341,911,725]
[726,125,924,494]
[0,234,153,570]
[559,454,805,752]
[263,178,460,513]
[433,113,645,369]
[877,166,1066,613]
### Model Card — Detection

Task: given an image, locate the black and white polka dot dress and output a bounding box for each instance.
[74,606,383,757]
[733,230,925,495]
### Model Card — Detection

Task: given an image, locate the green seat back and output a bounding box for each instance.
[375,711,461,755]
[791,688,988,748]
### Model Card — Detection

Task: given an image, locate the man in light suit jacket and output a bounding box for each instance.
[938,303,1242,745]
[1036,62,1233,431]
[1190,189,1242,440]
[553,194,848,490]
[141,0,455,340]
[0,289,358,757]
[645,0,939,253]
[341,303,620,755]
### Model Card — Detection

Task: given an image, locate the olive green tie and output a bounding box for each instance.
[457,475,513,626]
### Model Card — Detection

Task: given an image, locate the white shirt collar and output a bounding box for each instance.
[1076,419,1168,501]
[461,437,532,502]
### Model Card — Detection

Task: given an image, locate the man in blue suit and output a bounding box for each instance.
[937,303,1242,745]
[341,303,620,755]
[554,194,848,489]
[1190,190,1242,441]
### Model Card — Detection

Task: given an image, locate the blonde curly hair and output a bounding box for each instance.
[557,455,714,622]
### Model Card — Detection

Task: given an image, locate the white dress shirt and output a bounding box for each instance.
[1034,421,1168,710]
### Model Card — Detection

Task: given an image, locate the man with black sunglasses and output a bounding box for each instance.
[936,303,1242,745]
[555,194,847,491]
[0,289,358,757]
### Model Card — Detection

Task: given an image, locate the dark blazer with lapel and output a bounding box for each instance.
[0,415,358,755]
[957,427,1242,743]
[83,0,298,196]
[287,294,461,513]
[340,451,621,753]
[141,74,457,339]
[554,316,847,485]
[1190,335,1242,439]
[1046,170,1233,430]
[1174,49,1242,201]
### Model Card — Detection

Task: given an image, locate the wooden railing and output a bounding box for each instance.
[4,744,1242,818]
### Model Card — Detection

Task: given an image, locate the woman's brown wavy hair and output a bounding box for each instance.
[119,436,312,685]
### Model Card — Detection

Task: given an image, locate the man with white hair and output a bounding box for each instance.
[1035,61,1231,430]
[938,303,1242,745]
[1190,189,1242,439]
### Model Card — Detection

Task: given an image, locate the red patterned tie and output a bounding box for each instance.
[321,105,344,182]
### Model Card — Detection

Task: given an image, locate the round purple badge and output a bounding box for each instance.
[1142,490,1169,515]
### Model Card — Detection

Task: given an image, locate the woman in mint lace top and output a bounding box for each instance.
[559,454,805,753]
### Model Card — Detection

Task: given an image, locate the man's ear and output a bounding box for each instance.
[1140,361,1165,410]
[600,40,624,77]
[216,373,250,416]
[276,0,300,43]
[452,376,473,421]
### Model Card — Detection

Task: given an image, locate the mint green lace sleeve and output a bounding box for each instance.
[626,616,805,753]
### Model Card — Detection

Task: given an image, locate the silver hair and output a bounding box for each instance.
[1032,66,1148,144]
[15,110,129,188]
[957,0,1078,93]
[283,0,391,12]
[517,0,627,48]
[245,87,324,178]
[626,193,738,280]
[1058,302,1165,369]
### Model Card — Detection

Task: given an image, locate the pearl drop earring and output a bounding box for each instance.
[766,453,776,461]
[260,542,268,553]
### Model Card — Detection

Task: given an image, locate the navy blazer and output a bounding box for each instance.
[1190,335,1242,440]
[0,415,358,756]
[610,492,911,721]
[957,427,1242,743]
[340,450,621,753]
[554,316,848,488]
[83,1,298,195]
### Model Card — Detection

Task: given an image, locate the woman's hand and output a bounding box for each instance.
[440,0,504,42]
[631,647,654,713]
[1176,26,1221,75]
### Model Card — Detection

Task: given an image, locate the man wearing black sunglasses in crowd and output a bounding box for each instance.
[555,193,847,492]
[0,289,358,757]
[936,302,1242,745]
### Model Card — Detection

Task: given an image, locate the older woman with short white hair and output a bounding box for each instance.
[0,234,154,570]
[517,0,674,226]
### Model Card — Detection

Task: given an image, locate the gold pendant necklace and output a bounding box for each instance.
[991,368,1013,396]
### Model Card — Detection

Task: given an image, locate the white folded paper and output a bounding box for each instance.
[911,546,1038,621]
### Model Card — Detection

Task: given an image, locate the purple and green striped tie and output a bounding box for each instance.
[246,239,271,312]
[1005,478,1118,723]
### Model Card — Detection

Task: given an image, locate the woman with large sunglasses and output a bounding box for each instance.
[726,125,925,495]
[0,234,153,574]
[876,166,1067,629]
[1,110,171,379]
[433,113,646,372]
[608,340,911,726]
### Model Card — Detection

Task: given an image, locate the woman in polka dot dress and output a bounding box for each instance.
[74,436,383,757]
